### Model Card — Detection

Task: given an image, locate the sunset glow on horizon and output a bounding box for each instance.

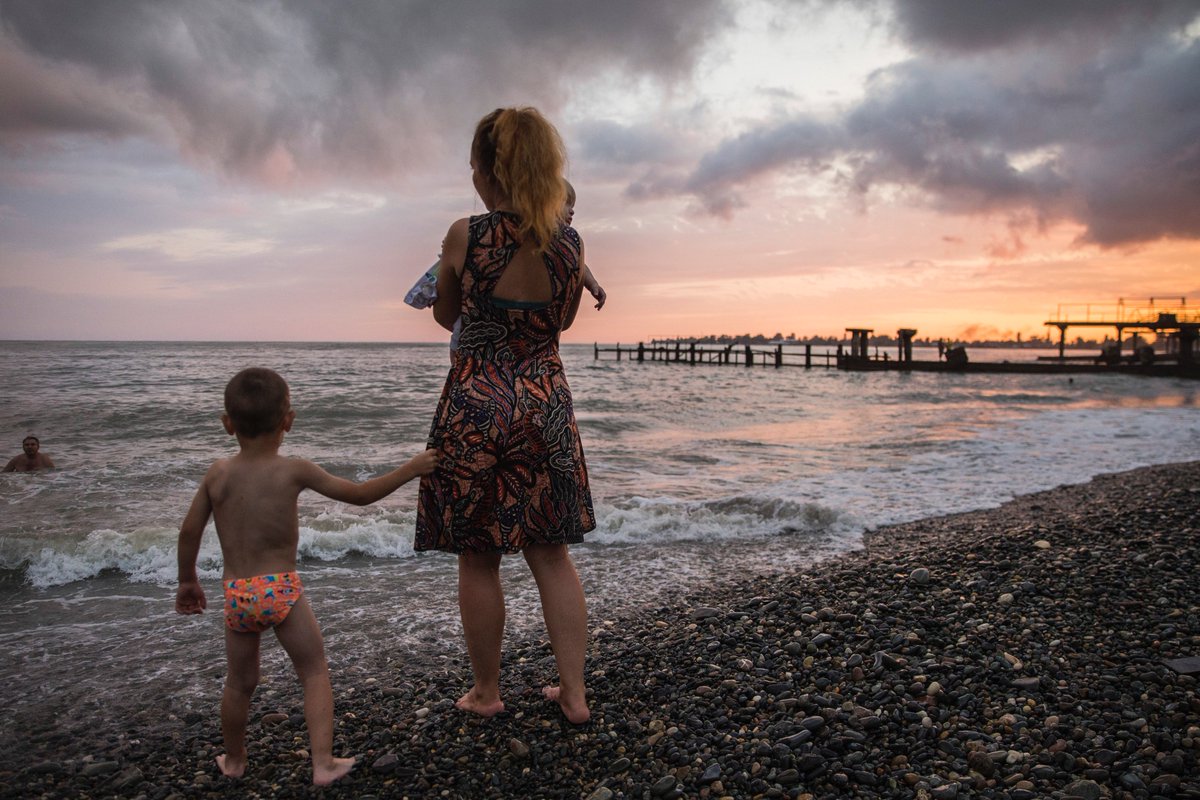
[2,1,1198,344]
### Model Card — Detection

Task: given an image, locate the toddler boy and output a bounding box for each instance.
[176,367,438,785]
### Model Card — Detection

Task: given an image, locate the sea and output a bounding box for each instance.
[1,340,1197,764]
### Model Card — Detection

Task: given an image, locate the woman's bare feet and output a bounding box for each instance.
[215,754,246,779]
[542,685,590,724]
[456,686,505,717]
[313,756,356,786]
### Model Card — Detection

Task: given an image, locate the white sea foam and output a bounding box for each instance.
[17,527,219,589]
[11,518,424,588]
[6,494,857,587]
[298,514,420,561]
[590,495,851,546]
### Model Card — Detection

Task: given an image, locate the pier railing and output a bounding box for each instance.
[1049,298,1197,326]
[594,341,855,368]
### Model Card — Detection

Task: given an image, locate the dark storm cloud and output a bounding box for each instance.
[0,0,728,182]
[0,43,153,141]
[890,0,1199,52]
[657,1,1200,246]
[628,118,840,217]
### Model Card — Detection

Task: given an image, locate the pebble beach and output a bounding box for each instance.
[7,461,1199,800]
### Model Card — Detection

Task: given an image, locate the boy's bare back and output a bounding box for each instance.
[181,439,438,582]
[177,367,438,603]
[199,452,312,579]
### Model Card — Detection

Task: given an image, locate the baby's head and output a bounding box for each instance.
[224,368,291,438]
[562,179,576,226]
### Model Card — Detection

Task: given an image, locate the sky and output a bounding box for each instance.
[1,0,1198,343]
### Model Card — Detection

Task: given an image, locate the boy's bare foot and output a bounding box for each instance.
[215,754,246,779]
[455,687,505,717]
[542,685,590,724]
[313,756,356,786]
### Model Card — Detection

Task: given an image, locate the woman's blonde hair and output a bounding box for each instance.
[472,107,566,252]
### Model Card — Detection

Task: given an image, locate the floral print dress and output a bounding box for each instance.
[415,211,596,553]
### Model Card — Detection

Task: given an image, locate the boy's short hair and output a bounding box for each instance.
[224,368,290,438]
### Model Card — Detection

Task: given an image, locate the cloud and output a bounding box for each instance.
[0,0,728,184]
[4,0,1197,251]
[575,120,677,167]
[0,36,156,144]
[101,228,276,261]
[624,118,840,216]
[888,0,1199,52]
[648,1,1200,246]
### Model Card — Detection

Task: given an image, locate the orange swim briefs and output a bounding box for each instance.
[223,572,304,633]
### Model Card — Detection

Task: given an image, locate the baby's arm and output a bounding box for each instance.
[297,449,440,506]
[582,263,605,310]
[175,470,214,615]
[563,242,588,331]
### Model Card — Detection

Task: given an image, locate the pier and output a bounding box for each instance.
[593,340,840,368]
[594,297,1199,378]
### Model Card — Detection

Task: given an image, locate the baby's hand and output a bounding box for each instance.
[410,448,441,476]
[176,581,207,615]
[589,284,606,310]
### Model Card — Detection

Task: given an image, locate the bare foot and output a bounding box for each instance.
[215,754,246,779]
[313,756,356,786]
[455,687,505,717]
[542,685,590,724]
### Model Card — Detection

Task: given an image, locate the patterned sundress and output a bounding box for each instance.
[415,210,596,553]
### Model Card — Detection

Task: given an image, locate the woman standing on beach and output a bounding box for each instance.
[415,107,595,723]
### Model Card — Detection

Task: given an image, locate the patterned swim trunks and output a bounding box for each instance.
[223,572,304,633]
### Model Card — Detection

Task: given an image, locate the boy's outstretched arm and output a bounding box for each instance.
[176,476,213,615]
[299,449,440,506]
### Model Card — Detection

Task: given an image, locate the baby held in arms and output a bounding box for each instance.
[404,178,605,353]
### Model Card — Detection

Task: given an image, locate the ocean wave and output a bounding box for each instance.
[1,493,856,588]
[15,528,188,589]
[576,413,649,436]
[590,494,852,546]
[3,511,425,589]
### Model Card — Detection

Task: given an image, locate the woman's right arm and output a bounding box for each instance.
[432,219,469,331]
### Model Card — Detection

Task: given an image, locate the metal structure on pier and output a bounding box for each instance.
[1044,297,1197,365]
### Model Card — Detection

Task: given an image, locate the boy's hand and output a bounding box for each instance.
[176,581,207,615]
[410,448,441,476]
